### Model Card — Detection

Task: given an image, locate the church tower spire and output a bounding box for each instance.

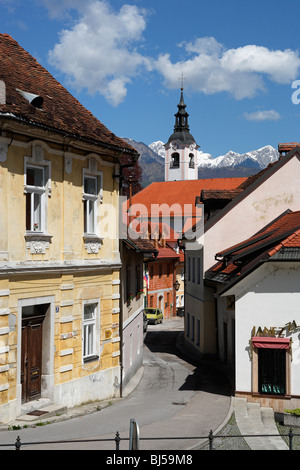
[164,79,199,182]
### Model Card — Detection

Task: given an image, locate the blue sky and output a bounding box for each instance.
[2,0,300,157]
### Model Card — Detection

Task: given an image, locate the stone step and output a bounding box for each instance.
[233,397,288,450]
[16,403,67,423]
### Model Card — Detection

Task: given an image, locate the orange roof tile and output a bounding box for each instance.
[156,245,181,260]
[216,210,300,260]
[130,178,247,216]
[207,211,300,289]
[0,34,136,155]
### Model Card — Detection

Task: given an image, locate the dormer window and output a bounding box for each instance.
[171,152,180,168]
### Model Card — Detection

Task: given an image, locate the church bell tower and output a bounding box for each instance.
[164,82,199,182]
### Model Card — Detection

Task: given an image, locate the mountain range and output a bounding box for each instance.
[123,138,280,187]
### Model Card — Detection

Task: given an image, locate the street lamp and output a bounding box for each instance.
[174,279,180,291]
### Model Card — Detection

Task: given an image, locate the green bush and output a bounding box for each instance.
[285,408,300,416]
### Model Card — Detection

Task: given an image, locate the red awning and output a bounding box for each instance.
[252,337,290,350]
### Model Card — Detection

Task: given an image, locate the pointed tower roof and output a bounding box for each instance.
[165,84,198,148]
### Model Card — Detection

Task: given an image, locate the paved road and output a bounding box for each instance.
[0,318,232,450]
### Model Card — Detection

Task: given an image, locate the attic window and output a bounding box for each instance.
[16,88,44,109]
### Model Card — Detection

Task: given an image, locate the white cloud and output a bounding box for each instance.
[45,0,300,106]
[243,109,281,122]
[154,38,300,100]
[221,45,300,84]
[47,0,152,106]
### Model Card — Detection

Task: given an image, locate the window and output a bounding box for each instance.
[180,294,184,306]
[196,319,200,346]
[136,264,142,295]
[83,175,98,234]
[126,265,131,300]
[171,152,180,168]
[149,265,154,278]
[197,257,201,284]
[186,312,190,337]
[258,349,286,395]
[25,165,46,232]
[189,153,195,168]
[83,303,98,362]
[191,315,195,341]
[159,264,162,278]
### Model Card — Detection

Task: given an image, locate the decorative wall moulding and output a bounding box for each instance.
[25,233,52,254]
[83,235,104,254]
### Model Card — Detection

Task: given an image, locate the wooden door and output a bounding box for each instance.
[21,316,44,403]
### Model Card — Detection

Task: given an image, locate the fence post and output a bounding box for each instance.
[288,428,293,451]
[115,431,121,451]
[208,430,214,450]
[15,436,21,451]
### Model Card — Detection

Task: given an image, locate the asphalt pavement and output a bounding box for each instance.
[0,317,234,450]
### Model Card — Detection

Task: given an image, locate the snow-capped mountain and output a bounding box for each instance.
[149,141,279,170]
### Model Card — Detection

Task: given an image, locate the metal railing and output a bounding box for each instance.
[1,428,300,450]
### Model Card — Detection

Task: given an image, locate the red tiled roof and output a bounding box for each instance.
[268,229,300,256]
[278,143,300,153]
[215,210,300,260]
[156,245,181,260]
[129,178,247,216]
[206,211,300,287]
[0,34,136,155]
[200,188,244,201]
[124,237,158,254]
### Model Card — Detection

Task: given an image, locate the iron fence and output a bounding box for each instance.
[1,428,300,450]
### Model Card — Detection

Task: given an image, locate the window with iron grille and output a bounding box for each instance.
[258,348,286,395]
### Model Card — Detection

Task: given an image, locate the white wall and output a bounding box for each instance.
[230,262,300,394]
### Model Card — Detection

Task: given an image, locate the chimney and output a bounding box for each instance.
[0,80,6,104]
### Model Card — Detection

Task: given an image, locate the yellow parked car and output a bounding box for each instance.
[145,308,163,325]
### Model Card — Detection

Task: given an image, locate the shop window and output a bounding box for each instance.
[258,348,286,395]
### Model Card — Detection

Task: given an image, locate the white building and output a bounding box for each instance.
[206,211,300,413]
[184,144,300,411]
[164,87,199,182]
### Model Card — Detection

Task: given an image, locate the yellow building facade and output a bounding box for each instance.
[0,34,138,423]
[0,135,125,423]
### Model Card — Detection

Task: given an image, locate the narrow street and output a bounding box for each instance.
[0,318,232,450]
